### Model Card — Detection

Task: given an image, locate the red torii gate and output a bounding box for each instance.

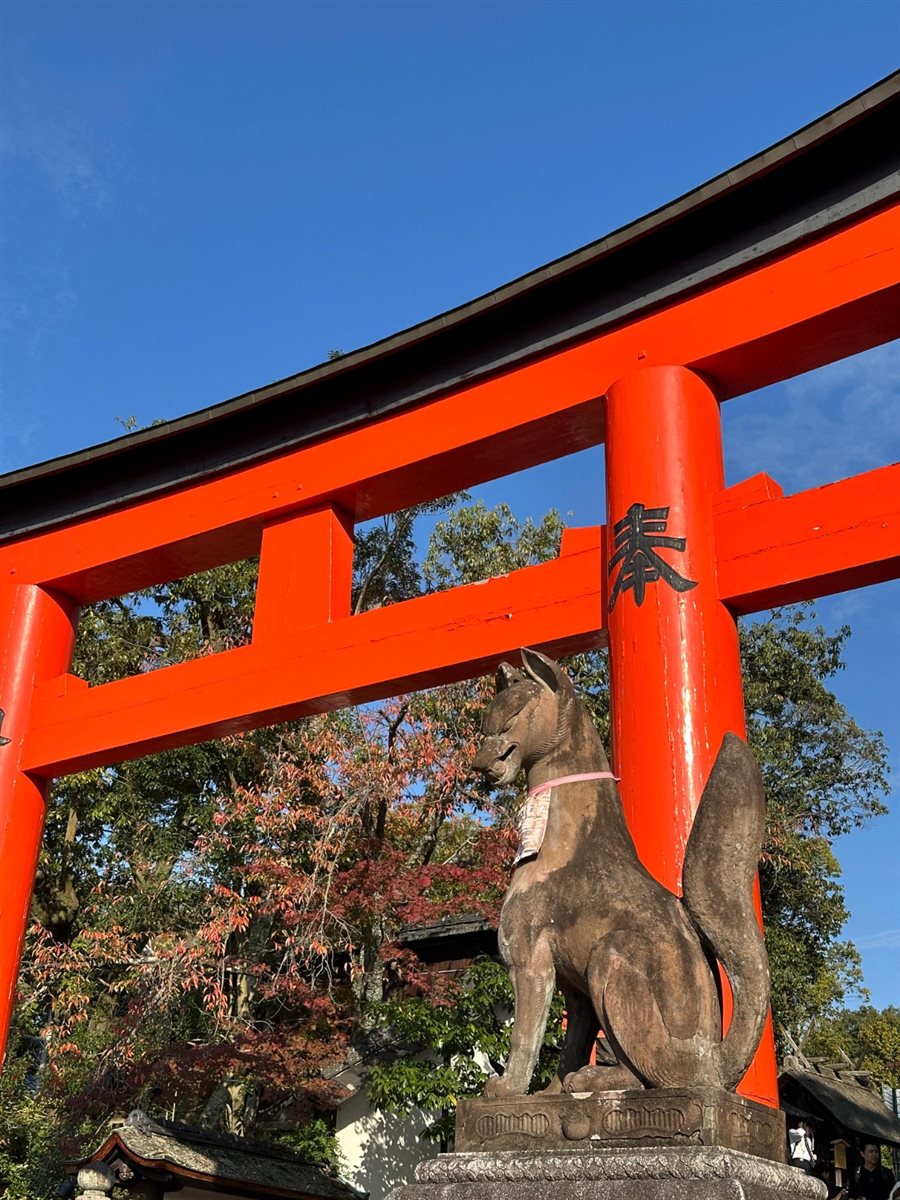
[1,76,898,1107]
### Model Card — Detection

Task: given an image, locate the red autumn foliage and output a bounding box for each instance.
[17,681,514,1131]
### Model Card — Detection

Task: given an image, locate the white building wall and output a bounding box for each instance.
[174,1191,247,1200]
[335,1089,437,1200]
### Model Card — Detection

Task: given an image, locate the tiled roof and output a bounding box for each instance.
[69,1111,364,1199]
[780,1068,900,1147]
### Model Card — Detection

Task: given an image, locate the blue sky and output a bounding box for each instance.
[1,1,897,1008]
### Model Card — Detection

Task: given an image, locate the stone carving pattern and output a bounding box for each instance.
[474,1112,550,1138]
[416,1149,826,1197]
[601,1102,703,1136]
[474,1101,707,1145]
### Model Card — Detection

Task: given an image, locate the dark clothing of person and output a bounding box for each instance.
[848,1164,895,1200]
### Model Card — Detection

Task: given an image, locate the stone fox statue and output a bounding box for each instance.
[472,648,770,1098]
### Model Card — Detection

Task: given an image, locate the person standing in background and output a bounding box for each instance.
[837,1142,896,1200]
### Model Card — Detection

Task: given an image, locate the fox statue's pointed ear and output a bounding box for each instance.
[520,647,565,693]
[496,662,525,691]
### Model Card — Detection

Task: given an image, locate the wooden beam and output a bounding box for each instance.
[2,205,897,605]
[557,463,900,616]
[21,462,900,778]
[23,541,609,777]
[714,462,900,613]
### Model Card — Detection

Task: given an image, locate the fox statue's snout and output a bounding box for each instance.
[472,735,520,786]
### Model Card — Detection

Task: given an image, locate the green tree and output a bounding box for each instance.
[368,958,564,1150]
[805,1006,900,1088]
[0,498,891,1195]
[423,499,564,591]
[0,497,487,1190]
[741,608,888,1043]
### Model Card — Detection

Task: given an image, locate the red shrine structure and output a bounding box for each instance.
[1,75,898,1110]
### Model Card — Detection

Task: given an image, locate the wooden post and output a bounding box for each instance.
[253,504,354,647]
[0,583,78,1065]
[604,364,778,1106]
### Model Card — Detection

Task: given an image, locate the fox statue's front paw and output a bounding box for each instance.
[564,1063,644,1093]
[484,1074,517,1099]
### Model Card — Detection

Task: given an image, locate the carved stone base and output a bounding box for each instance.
[388,1146,827,1200]
[455,1089,786,1163]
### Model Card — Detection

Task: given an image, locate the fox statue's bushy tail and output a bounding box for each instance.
[681,733,770,1089]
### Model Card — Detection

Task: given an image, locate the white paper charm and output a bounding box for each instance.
[514,786,552,866]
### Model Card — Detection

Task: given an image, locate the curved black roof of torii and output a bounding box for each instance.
[2,71,899,542]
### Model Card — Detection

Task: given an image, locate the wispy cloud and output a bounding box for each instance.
[819,590,872,625]
[855,929,900,951]
[0,249,78,359]
[0,90,113,213]
[723,341,900,495]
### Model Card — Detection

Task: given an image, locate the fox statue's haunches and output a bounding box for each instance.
[472,648,770,1098]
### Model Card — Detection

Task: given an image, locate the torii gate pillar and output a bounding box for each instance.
[0,584,78,1044]
[605,365,778,1106]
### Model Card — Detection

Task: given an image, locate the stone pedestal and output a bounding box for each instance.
[455,1089,786,1162]
[389,1146,827,1200]
[388,1091,824,1200]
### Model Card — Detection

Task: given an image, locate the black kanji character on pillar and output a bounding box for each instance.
[607,503,698,612]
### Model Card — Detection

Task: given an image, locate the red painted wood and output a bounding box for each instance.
[0,585,77,1061]
[606,368,743,881]
[712,473,784,514]
[23,542,609,777]
[604,365,778,1107]
[715,461,900,613]
[17,461,900,779]
[253,505,354,643]
[0,206,896,607]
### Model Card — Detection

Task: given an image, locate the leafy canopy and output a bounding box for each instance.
[1,495,890,1195]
